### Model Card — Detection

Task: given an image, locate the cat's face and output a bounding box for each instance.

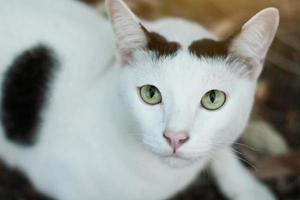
[106,0,279,167]
[119,51,256,167]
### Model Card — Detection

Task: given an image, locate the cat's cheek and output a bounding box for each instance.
[135,106,169,154]
[118,80,165,146]
[133,100,164,136]
[184,106,241,157]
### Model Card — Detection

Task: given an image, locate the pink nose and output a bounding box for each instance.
[163,131,190,153]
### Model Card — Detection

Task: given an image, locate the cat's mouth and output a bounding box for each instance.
[142,139,206,166]
[162,154,198,168]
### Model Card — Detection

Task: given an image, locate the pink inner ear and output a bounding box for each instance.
[106,0,147,67]
[228,8,279,79]
[119,50,133,66]
[239,56,263,79]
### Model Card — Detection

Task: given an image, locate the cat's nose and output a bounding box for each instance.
[163,130,190,153]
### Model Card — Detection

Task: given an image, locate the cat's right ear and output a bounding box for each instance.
[229,8,279,79]
[106,0,147,66]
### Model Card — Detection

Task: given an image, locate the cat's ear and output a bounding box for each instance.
[230,8,279,79]
[106,0,147,65]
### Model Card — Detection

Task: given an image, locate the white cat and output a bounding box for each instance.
[0,0,279,199]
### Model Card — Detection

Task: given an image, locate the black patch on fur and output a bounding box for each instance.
[140,24,181,58]
[1,45,57,145]
[0,159,55,200]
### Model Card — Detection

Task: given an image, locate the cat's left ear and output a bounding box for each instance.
[106,0,147,66]
[229,8,279,79]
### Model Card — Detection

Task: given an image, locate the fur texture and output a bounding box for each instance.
[0,0,279,200]
[1,45,57,145]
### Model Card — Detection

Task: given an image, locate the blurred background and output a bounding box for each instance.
[1,1,297,200]
[82,0,300,199]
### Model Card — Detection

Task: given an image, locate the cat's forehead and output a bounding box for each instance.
[130,50,244,92]
[127,19,248,88]
[142,18,234,57]
[143,18,217,47]
[137,19,247,78]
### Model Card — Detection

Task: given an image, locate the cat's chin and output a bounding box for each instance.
[142,143,204,168]
[161,155,197,168]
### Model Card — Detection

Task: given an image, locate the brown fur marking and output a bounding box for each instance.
[188,29,242,58]
[140,24,181,58]
[188,38,232,58]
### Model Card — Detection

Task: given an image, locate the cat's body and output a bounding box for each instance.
[0,0,279,200]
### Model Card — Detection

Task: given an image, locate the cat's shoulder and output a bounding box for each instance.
[0,0,108,31]
[0,0,114,74]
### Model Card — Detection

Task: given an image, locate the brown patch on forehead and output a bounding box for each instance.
[188,38,232,58]
[140,24,181,58]
[188,28,242,58]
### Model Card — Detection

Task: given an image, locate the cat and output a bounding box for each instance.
[0,0,279,199]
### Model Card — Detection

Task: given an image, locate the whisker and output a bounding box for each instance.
[232,142,259,153]
[210,140,259,153]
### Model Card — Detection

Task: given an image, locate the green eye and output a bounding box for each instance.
[201,90,226,110]
[139,85,162,105]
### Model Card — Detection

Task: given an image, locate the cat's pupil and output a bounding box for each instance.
[209,91,216,103]
[147,87,156,98]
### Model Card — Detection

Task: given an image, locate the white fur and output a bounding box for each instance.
[0,0,278,200]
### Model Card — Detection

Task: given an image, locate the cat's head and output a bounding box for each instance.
[106,0,279,167]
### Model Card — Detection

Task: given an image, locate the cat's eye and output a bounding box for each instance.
[201,90,226,110]
[139,85,162,105]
